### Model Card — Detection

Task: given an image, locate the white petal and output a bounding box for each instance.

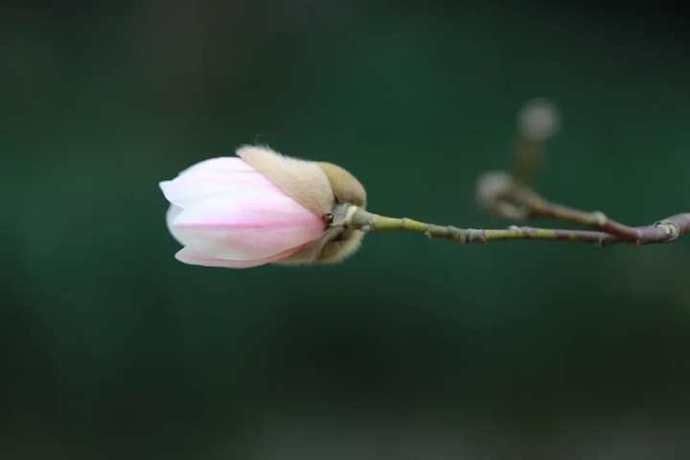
[159,157,281,208]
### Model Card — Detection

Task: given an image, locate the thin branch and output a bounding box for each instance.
[476,171,670,241]
[332,204,690,247]
[340,98,689,249]
[508,184,642,240]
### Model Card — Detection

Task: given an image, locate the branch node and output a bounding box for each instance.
[466,228,486,244]
[591,211,607,226]
[655,220,680,241]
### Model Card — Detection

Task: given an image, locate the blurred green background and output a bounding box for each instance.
[3,1,690,458]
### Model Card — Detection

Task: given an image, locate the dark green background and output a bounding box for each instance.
[3,2,690,458]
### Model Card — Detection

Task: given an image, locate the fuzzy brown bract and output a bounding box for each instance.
[237,145,367,265]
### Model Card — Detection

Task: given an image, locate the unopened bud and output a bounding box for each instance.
[518,98,560,141]
[160,145,367,269]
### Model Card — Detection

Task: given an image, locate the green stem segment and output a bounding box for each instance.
[339,205,690,247]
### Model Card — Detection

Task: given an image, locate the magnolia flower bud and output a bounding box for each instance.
[159,145,366,268]
[518,98,559,142]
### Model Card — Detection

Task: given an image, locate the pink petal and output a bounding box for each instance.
[159,157,281,208]
[169,194,325,260]
[174,246,299,269]
[161,155,328,264]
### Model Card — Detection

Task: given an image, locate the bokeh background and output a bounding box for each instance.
[3,1,690,458]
